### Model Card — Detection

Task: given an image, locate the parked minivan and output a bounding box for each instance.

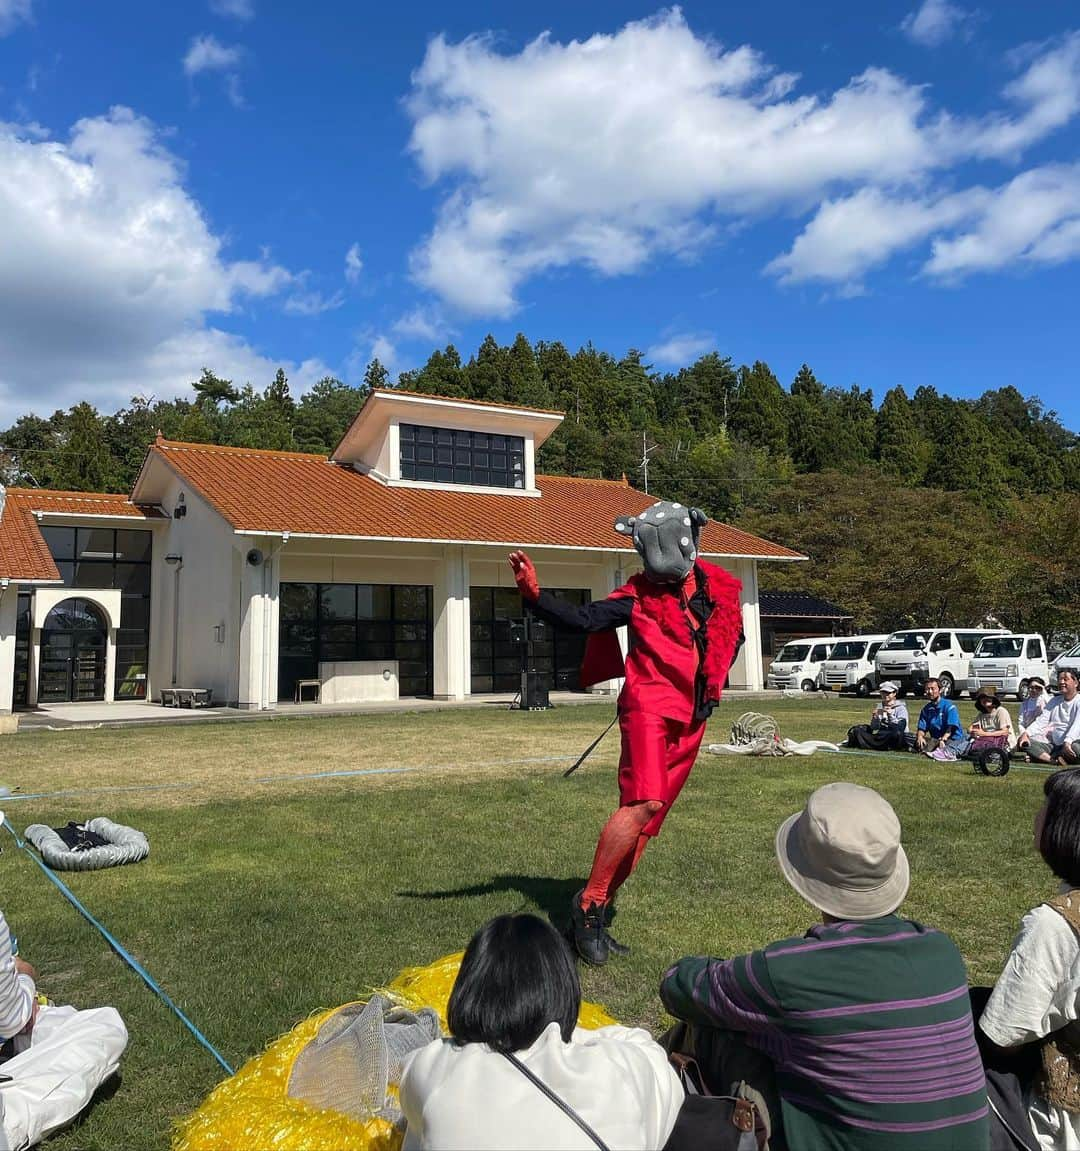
[767,637,835,692]
[819,634,890,696]
[969,634,1050,700]
[874,628,1008,698]
[1052,641,1080,689]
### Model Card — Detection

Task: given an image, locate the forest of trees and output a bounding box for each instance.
[2,335,1077,637]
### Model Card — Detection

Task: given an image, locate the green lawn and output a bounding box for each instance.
[0,696,1054,1150]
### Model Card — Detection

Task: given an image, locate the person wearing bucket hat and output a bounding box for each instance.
[660,783,989,1150]
[968,686,1016,750]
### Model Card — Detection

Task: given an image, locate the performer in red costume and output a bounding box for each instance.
[509,499,744,965]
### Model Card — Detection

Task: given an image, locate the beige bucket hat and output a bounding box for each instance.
[775,782,910,920]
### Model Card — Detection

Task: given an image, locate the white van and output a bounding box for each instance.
[874,628,1008,698]
[767,637,835,692]
[1052,642,1080,688]
[819,635,890,697]
[969,634,1050,700]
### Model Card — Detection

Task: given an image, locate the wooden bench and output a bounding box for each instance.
[294,679,321,704]
[160,687,214,709]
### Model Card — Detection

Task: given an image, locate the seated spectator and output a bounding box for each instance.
[1024,670,1080,766]
[0,905,128,1150]
[400,913,682,1150]
[660,782,989,1150]
[844,681,909,751]
[980,767,1080,1148]
[968,687,1015,750]
[1017,678,1051,752]
[916,678,969,760]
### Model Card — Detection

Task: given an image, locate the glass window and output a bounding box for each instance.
[882,632,928,650]
[281,583,317,622]
[395,586,430,620]
[77,528,116,560]
[776,644,810,662]
[115,563,151,595]
[357,585,392,620]
[1028,638,1044,659]
[72,561,114,588]
[115,530,152,562]
[930,633,952,652]
[320,585,356,620]
[830,641,867,660]
[956,632,988,653]
[399,424,526,489]
[40,526,76,561]
[811,645,830,661]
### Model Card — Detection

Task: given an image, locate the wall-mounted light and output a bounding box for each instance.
[174,492,187,519]
[164,553,183,566]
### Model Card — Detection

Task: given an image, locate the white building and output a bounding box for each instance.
[0,390,804,716]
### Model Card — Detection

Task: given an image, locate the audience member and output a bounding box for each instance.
[0,905,128,1150]
[400,914,683,1150]
[1025,670,1080,766]
[844,682,909,751]
[981,767,1080,1148]
[659,782,989,1150]
[1017,678,1051,752]
[968,687,1016,750]
[916,678,968,760]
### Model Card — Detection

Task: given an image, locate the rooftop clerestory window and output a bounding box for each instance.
[399,423,525,489]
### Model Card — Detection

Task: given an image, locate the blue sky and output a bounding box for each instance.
[1,0,1078,430]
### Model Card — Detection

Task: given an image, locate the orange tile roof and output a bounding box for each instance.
[0,489,160,581]
[152,439,804,559]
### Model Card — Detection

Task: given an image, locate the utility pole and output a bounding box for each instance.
[639,430,659,494]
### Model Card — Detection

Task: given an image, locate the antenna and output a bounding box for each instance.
[639,429,659,494]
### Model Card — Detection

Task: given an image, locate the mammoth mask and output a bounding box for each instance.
[614,501,708,584]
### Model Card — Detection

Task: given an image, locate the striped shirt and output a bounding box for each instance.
[0,910,35,1040]
[660,916,988,1150]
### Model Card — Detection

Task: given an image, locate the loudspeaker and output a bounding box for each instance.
[519,670,551,711]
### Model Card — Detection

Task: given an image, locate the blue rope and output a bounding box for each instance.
[1,816,234,1076]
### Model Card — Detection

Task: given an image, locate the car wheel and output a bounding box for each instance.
[938,673,954,697]
[856,679,872,698]
[801,679,816,693]
[1016,680,1030,702]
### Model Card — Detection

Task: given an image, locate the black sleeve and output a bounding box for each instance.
[528,589,633,634]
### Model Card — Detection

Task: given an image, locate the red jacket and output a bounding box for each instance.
[532,561,744,724]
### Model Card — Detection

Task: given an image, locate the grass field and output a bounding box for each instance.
[0,695,1056,1150]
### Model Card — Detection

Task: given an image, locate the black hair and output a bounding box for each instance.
[1040,768,1080,886]
[925,678,941,689]
[447,914,580,1053]
[976,695,996,710]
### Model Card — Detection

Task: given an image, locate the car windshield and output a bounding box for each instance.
[976,637,1023,658]
[882,633,929,651]
[776,644,810,662]
[957,632,993,653]
[830,641,866,659]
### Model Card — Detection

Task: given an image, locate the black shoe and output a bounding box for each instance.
[603,902,631,955]
[569,895,610,966]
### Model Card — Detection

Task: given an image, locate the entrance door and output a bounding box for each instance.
[38,598,108,703]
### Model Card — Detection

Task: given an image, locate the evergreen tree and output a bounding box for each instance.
[505,333,551,409]
[413,345,465,396]
[730,361,789,457]
[875,387,929,482]
[463,334,508,401]
[294,377,368,455]
[363,358,389,391]
[53,403,116,491]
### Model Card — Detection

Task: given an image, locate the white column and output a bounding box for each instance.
[237,541,279,710]
[104,623,117,703]
[434,545,468,700]
[735,560,764,690]
[0,585,16,715]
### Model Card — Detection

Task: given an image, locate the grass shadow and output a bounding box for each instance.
[400,873,584,928]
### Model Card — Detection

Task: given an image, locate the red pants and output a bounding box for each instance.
[618,709,706,837]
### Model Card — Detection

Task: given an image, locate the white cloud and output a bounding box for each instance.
[645,332,716,366]
[391,306,448,344]
[183,34,246,106]
[925,164,1080,276]
[0,107,327,425]
[0,0,31,36]
[344,242,363,284]
[405,11,1080,315]
[768,186,990,285]
[769,163,1080,287]
[209,0,254,21]
[283,288,345,316]
[901,0,973,48]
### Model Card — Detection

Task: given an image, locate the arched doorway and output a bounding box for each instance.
[38,598,108,703]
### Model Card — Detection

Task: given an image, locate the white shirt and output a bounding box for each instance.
[400,1022,683,1150]
[1046,694,1080,747]
[1021,696,1051,739]
[981,894,1080,1150]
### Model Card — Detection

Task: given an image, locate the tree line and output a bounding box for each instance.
[2,336,1077,637]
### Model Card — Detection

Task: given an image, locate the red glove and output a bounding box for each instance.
[508,551,540,602]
